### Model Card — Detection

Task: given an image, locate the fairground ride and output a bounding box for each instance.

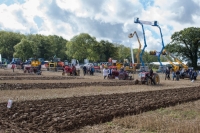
[134,18,166,72]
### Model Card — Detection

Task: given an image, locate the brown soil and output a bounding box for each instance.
[0,81,138,90]
[0,68,200,132]
[0,87,200,132]
[0,76,85,80]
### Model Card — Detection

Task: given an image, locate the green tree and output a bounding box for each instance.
[14,39,35,61]
[0,31,24,61]
[143,51,158,63]
[48,35,68,60]
[117,45,131,62]
[165,27,200,69]
[66,33,98,62]
[98,40,119,62]
[26,34,55,60]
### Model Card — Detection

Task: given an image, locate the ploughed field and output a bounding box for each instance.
[0,69,200,132]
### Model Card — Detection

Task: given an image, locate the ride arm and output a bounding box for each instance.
[152,21,165,66]
[138,23,147,67]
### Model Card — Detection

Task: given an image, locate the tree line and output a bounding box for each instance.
[0,31,161,63]
[0,27,199,68]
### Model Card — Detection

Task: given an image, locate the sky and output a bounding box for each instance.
[0,0,199,52]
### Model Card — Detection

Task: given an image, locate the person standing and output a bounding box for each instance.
[176,69,180,81]
[91,66,94,75]
[83,66,87,76]
[72,64,76,76]
[172,71,176,81]
[189,69,193,81]
[149,68,155,85]
[103,67,108,79]
[165,68,170,80]
[193,70,198,80]
[11,63,15,72]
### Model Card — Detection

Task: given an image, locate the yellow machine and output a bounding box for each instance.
[47,57,64,71]
[48,62,58,71]
[24,58,41,74]
[123,59,135,73]
[149,50,166,55]
[128,31,142,70]
[163,52,180,72]
[31,60,41,67]
[169,53,188,70]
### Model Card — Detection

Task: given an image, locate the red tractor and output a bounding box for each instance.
[139,72,160,85]
[107,69,133,80]
[93,62,101,73]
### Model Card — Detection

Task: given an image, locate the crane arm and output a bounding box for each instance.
[134,18,148,67]
[164,54,179,72]
[169,53,188,70]
[130,31,142,65]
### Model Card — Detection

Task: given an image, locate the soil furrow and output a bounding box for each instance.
[0,81,137,90]
[0,86,200,132]
[0,76,85,80]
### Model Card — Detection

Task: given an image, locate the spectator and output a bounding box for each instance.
[192,70,198,81]
[72,64,77,76]
[149,68,156,85]
[103,67,108,79]
[176,70,180,81]
[90,66,94,75]
[172,71,176,81]
[165,68,170,80]
[108,68,112,78]
[83,66,87,76]
[11,63,15,72]
[189,69,193,81]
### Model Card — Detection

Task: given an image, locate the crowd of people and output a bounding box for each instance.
[165,67,198,82]
[82,65,95,76]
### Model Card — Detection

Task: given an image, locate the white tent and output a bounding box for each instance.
[150,62,187,66]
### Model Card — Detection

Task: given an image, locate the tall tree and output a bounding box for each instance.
[98,40,119,62]
[0,31,24,61]
[143,51,159,63]
[117,45,131,62]
[26,34,55,60]
[48,35,68,60]
[66,33,98,62]
[165,27,200,69]
[14,39,35,61]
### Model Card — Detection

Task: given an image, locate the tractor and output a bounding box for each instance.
[93,62,101,73]
[24,58,42,75]
[63,59,80,76]
[107,68,133,80]
[139,71,160,85]
[46,57,64,71]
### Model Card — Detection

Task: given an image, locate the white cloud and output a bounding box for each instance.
[0,0,199,52]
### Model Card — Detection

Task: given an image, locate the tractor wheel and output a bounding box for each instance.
[122,74,126,80]
[119,73,125,80]
[154,74,160,85]
[147,78,151,85]
[118,75,122,80]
